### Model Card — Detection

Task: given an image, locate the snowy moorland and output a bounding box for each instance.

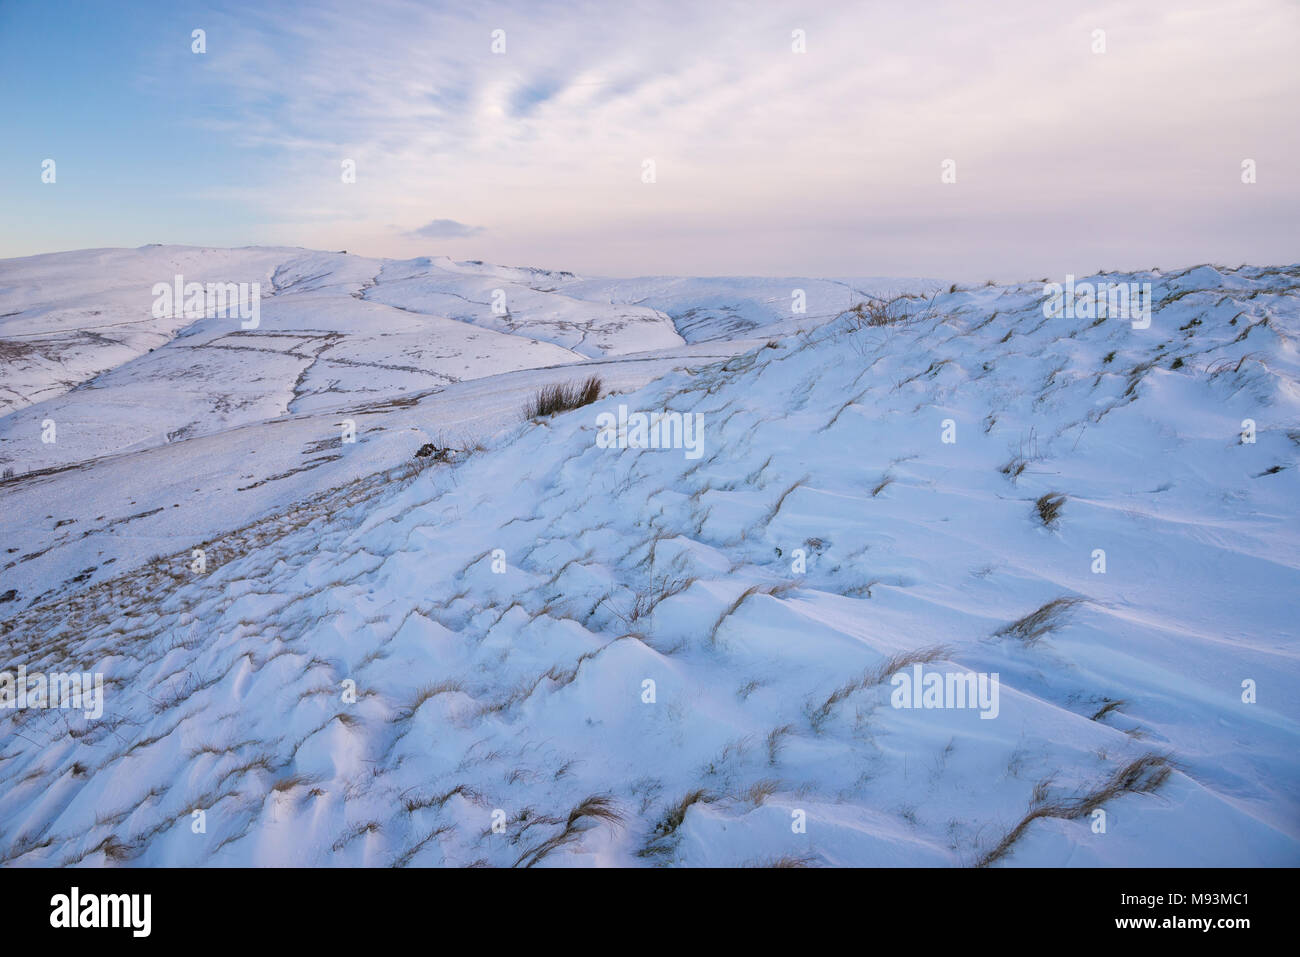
[0,246,1296,867]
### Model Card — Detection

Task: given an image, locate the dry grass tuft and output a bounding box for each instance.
[603,574,697,626]
[270,772,319,794]
[94,834,134,863]
[331,820,382,852]
[766,723,796,765]
[708,582,796,645]
[525,375,601,419]
[809,645,950,730]
[639,788,716,858]
[976,754,1172,867]
[999,457,1028,482]
[402,783,479,814]
[995,596,1085,645]
[843,294,935,329]
[1089,698,1127,722]
[399,680,463,719]
[1034,492,1066,527]
[765,477,810,524]
[514,794,624,868]
[743,779,781,807]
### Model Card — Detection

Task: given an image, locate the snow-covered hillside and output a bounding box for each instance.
[1,248,1297,867]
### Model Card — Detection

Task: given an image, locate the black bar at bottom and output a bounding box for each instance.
[0,866,1284,943]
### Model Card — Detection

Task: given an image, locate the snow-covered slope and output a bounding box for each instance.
[0,246,291,416]
[562,275,942,343]
[0,246,669,477]
[1,251,1297,867]
[0,245,765,611]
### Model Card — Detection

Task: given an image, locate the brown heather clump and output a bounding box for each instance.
[1035,491,1066,526]
[525,375,601,418]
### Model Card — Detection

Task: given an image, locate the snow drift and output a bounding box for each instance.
[1,249,1297,867]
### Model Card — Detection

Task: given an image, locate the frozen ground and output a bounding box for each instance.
[0,247,1297,867]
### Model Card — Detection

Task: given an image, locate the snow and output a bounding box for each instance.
[1,248,1297,867]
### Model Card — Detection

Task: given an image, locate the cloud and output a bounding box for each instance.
[408,219,484,239]
[112,0,1300,276]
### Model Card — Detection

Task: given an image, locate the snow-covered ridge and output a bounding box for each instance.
[1,253,1297,866]
[0,247,923,609]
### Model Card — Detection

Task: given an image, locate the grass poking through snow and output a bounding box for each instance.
[976,754,1172,867]
[1034,492,1067,527]
[525,375,602,419]
[995,596,1086,645]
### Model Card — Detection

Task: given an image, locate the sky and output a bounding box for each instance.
[1,0,1296,279]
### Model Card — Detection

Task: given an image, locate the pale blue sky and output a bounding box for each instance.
[2,0,1296,278]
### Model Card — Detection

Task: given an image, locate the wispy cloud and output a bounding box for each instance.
[4,0,1298,275]
[409,219,484,239]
